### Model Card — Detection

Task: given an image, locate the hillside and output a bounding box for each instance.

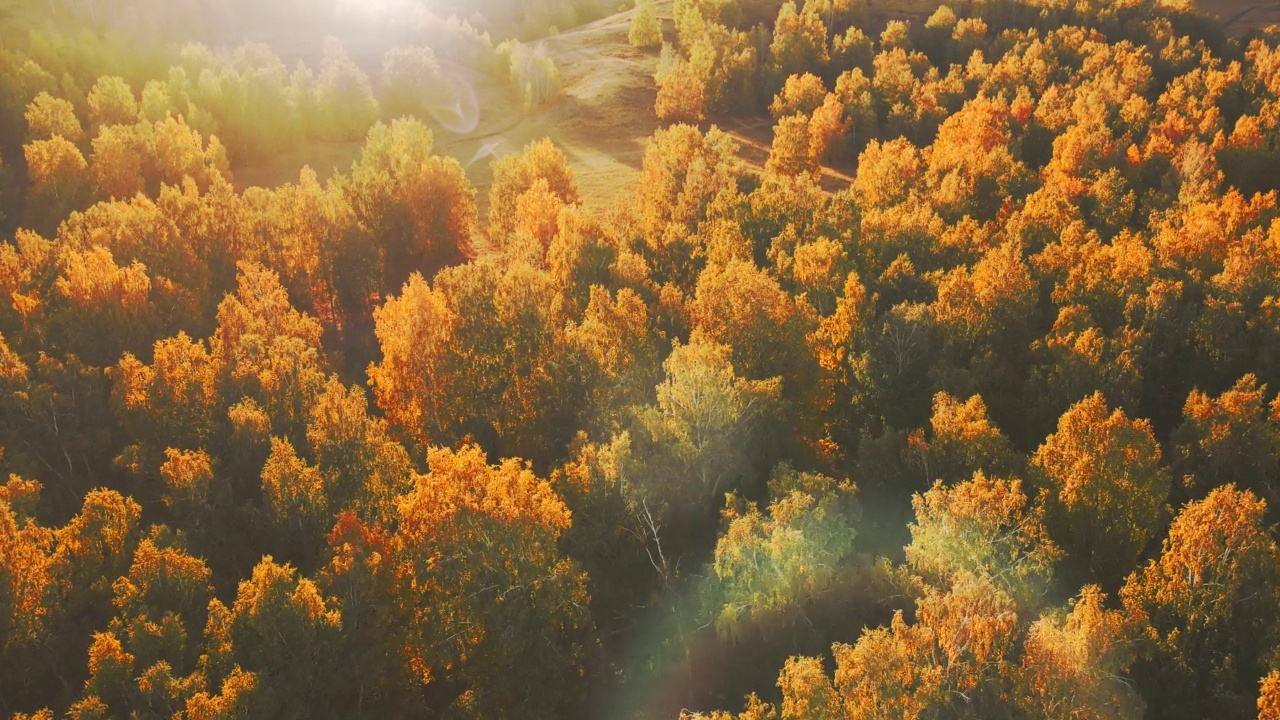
[4,0,1280,718]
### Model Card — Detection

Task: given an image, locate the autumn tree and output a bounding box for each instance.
[23,135,90,234]
[907,473,1059,609]
[636,124,742,287]
[1018,586,1143,720]
[923,95,1027,222]
[371,259,580,466]
[78,537,214,718]
[767,114,820,178]
[380,45,451,120]
[1122,486,1280,720]
[706,466,858,638]
[487,138,578,247]
[51,244,155,366]
[1172,375,1280,501]
[206,558,343,717]
[771,73,828,120]
[567,285,664,429]
[89,122,149,200]
[46,490,144,708]
[314,38,380,141]
[611,336,780,585]
[1031,393,1170,587]
[212,262,327,434]
[366,272,459,448]
[913,392,1022,484]
[690,259,828,456]
[0,486,54,709]
[637,336,780,504]
[1262,671,1280,720]
[393,445,597,719]
[151,114,231,191]
[655,43,707,123]
[86,76,138,129]
[345,118,476,288]
[768,3,829,87]
[25,92,82,143]
[787,573,1021,718]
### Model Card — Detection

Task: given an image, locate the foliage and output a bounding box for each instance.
[630,0,663,49]
[5,1,1280,718]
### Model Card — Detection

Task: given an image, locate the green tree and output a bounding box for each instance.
[86,76,138,129]
[630,0,663,49]
[706,466,858,639]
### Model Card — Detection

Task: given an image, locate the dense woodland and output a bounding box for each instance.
[3,0,1280,717]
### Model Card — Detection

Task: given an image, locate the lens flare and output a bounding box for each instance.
[427,64,480,135]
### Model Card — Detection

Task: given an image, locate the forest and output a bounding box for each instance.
[2,0,1280,717]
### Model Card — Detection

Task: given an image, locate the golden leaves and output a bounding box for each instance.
[1019,586,1142,720]
[1032,392,1169,584]
[399,444,571,539]
[907,472,1060,607]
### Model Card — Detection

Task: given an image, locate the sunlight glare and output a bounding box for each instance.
[336,0,421,23]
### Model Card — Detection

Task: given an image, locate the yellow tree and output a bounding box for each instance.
[487,138,578,247]
[1031,392,1169,587]
[907,472,1059,609]
[211,262,327,434]
[210,558,343,717]
[1172,375,1280,499]
[767,114,820,179]
[151,114,231,191]
[691,259,829,455]
[25,92,83,143]
[86,76,138,129]
[660,43,711,120]
[567,285,664,428]
[1262,671,1280,720]
[769,3,829,85]
[346,118,476,290]
[111,331,221,458]
[640,336,781,502]
[52,244,154,367]
[637,124,742,286]
[1121,486,1280,720]
[631,0,663,49]
[23,135,90,234]
[771,73,828,119]
[707,467,858,638]
[393,445,596,719]
[914,392,1022,483]
[371,259,578,466]
[0,489,54,707]
[824,573,1020,718]
[367,272,459,448]
[1018,586,1142,720]
[80,538,214,718]
[923,95,1026,222]
[89,122,150,200]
